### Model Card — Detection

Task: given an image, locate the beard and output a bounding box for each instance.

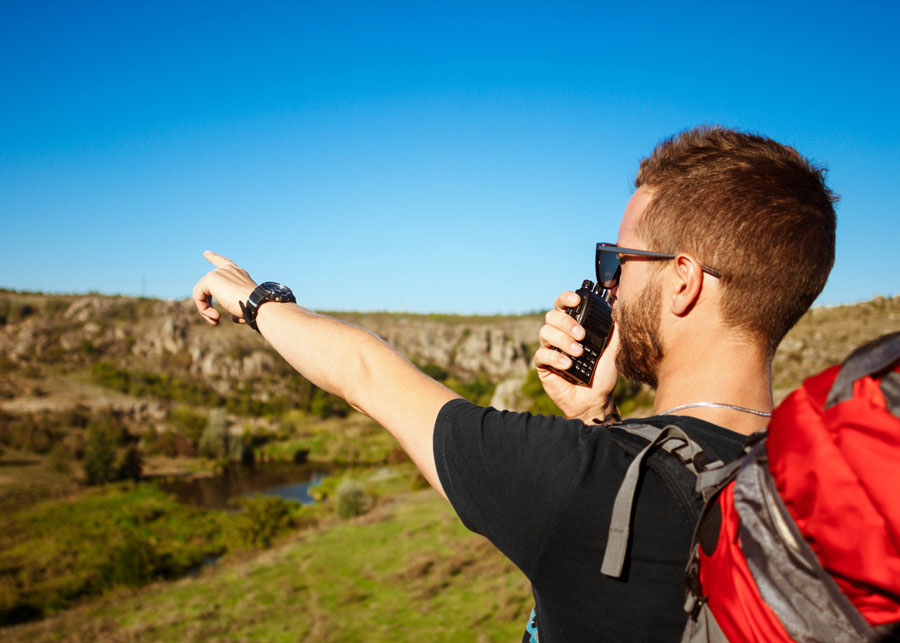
[613,280,664,389]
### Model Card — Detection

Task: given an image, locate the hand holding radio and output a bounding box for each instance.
[535,285,621,422]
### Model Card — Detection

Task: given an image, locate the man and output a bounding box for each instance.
[192,126,836,641]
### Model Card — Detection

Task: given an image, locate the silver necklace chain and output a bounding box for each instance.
[658,401,772,418]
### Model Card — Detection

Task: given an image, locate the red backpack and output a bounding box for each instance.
[682,331,900,642]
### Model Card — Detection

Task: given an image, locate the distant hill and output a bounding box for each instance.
[770,295,900,401]
[1,291,898,436]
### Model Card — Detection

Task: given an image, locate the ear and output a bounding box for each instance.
[669,254,704,316]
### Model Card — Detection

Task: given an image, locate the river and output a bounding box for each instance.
[158,461,326,510]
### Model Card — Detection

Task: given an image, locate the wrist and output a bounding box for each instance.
[254,296,299,330]
[574,398,619,425]
[240,282,296,332]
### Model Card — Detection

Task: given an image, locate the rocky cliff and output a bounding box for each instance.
[1,292,898,427]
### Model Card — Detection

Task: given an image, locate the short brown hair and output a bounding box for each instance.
[635,126,837,353]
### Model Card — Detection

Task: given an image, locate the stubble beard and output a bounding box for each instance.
[613,280,664,389]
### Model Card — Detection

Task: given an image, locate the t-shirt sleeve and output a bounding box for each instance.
[433,398,610,577]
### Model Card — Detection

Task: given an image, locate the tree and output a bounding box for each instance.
[117,446,143,481]
[83,428,117,485]
[198,409,229,459]
[235,495,295,549]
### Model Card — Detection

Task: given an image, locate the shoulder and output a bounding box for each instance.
[431,399,642,575]
[618,414,747,463]
[435,398,624,459]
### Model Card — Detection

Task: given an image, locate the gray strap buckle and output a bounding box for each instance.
[601,425,722,578]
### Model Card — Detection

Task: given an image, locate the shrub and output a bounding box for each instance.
[613,376,655,417]
[446,374,496,406]
[0,300,36,325]
[231,427,255,465]
[168,407,207,444]
[335,480,371,519]
[235,495,295,549]
[103,530,159,587]
[117,446,143,481]
[143,427,178,457]
[198,409,230,459]
[47,442,71,474]
[521,369,563,416]
[28,426,54,455]
[66,431,87,460]
[62,405,91,429]
[420,362,449,382]
[309,389,352,418]
[42,298,70,315]
[80,339,98,356]
[410,472,430,490]
[83,428,117,485]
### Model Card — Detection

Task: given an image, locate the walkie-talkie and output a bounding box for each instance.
[548,279,614,386]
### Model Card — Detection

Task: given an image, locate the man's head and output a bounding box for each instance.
[621,126,837,358]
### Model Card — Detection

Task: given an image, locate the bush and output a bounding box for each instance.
[42,298,69,315]
[103,530,159,587]
[117,446,143,481]
[335,480,371,519]
[167,407,207,444]
[410,472,430,490]
[446,374,496,406]
[83,428,117,485]
[420,362,449,382]
[28,426,54,455]
[309,389,352,419]
[232,427,256,465]
[47,442,71,474]
[198,409,230,459]
[62,405,91,429]
[613,376,655,417]
[521,369,563,416]
[0,299,36,325]
[235,495,295,549]
[0,484,228,625]
[143,427,178,457]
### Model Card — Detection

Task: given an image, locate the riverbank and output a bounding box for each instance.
[2,470,531,642]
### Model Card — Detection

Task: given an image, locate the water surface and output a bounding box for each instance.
[159,462,326,510]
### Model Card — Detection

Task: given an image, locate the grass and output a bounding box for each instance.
[263,413,402,465]
[4,486,531,642]
[0,483,231,624]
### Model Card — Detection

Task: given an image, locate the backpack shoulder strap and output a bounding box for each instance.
[825,330,900,409]
[601,423,726,578]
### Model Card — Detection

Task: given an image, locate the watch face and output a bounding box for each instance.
[261,282,291,296]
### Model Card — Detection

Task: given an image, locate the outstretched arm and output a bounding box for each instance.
[192,251,460,498]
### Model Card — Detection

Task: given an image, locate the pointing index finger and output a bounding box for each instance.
[203,250,237,269]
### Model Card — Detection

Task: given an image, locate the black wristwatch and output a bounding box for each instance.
[239,282,296,332]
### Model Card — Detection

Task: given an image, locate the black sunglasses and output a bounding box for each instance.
[595,243,722,290]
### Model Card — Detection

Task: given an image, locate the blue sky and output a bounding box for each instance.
[1,0,898,314]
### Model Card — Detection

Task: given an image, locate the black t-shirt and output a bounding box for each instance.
[433,399,747,642]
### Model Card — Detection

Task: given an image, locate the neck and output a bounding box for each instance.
[652,335,773,436]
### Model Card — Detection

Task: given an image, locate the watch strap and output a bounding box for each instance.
[238,299,257,332]
[240,283,295,333]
